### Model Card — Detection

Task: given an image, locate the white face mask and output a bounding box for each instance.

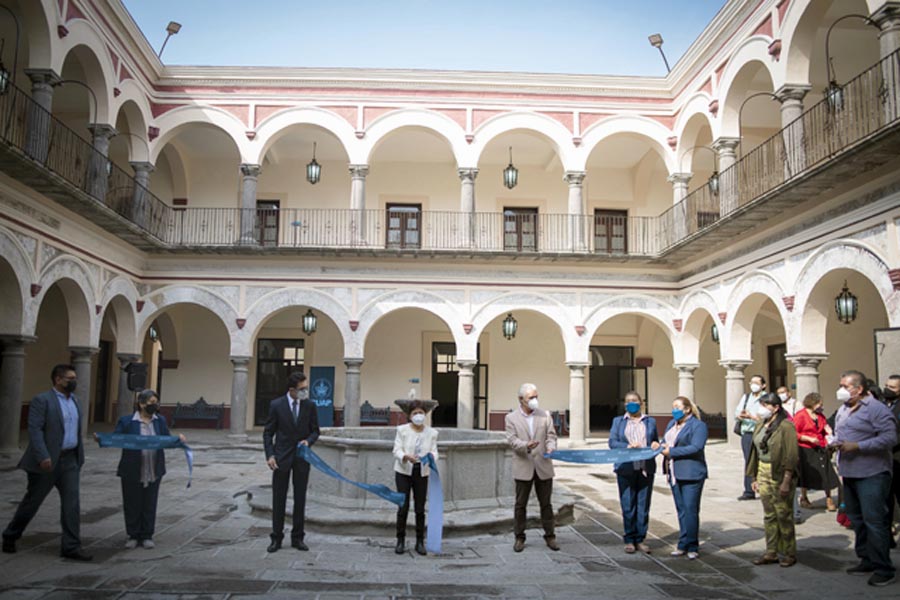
[758,407,773,420]
[527,398,539,411]
[750,383,762,394]
[778,393,788,402]
[836,387,852,403]
[411,413,426,426]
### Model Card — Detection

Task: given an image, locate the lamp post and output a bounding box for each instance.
[678,145,720,196]
[825,14,879,112]
[158,21,182,59]
[0,5,21,94]
[648,33,671,73]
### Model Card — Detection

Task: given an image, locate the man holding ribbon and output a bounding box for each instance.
[264,371,319,553]
[506,383,559,553]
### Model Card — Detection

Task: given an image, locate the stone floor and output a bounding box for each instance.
[0,430,897,599]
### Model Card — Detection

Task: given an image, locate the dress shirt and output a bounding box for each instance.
[54,388,79,450]
[520,407,535,437]
[834,396,898,478]
[132,412,159,486]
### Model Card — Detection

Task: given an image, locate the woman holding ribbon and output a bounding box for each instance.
[652,396,708,559]
[113,389,185,549]
[609,391,659,554]
[392,398,439,556]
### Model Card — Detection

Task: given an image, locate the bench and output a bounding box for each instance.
[172,397,225,429]
[360,400,391,426]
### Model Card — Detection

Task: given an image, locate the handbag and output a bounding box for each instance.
[733,394,749,435]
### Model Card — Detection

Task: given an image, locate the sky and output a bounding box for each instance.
[122,0,726,77]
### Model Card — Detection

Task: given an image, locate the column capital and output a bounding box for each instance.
[87,124,118,139]
[230,355,252,367]
[0,335,37,347]
[240,163,262,178]
[457,168,478,182]
[785,353,829,368]
[712,136,741,153]
[116,353,142,365]
[344,357,364,368]
[673,363,700,374]
[566,362,589,372]
[349,164,369,179]
[24,68,61,86]
[870,2,900,31]
[69,346,100,358]
[564,171,586,186]
[774,84,812,104]
[667,171,692,185]
[456,359,477,371]
[130,161,155,174]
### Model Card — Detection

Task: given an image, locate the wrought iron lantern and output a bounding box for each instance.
[825,79,844,113]
[0,61,9,95]
[710,323,719,344]
[824,15,878,113]
[835,281,858,325]
[707,171,720,196]
[502,147,518,190]
[148,324,159,343]
[502,313,518,340]
[302,309,317,335]
[306,142,321,185]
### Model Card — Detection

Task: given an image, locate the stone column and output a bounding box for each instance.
[456,360,476,429]
[239,164,261,244]
[0,336,34,454]
[871,5,900,123]
[116,353,142,420]
[564,171,587,252]
[786,354,829,405]
[130,161,155,228]
[719,360,752,447]
[674,363,699,404]
[667,172,692,242]
[343,358,363,427]
[713,137,740,216]
[229,356,251,436]
[567,363,588,446]
[458,168,478,249]
[70,347,98,439]
[349,165,369,245]
[86,124,117,201]
[775,85,810,178]
[23,69,59,162]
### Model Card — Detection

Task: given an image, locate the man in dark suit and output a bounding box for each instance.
[263,371,319,552]
[2,364,92,561]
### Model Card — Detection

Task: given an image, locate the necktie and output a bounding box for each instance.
[292,400,299,423]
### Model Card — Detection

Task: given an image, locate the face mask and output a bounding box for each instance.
[836,387,852,403]
[758,407,773,420]
[63,380,77,394]
[749,384,762,394]
[815,406,824,414]
[144,403,159,415]
[527,398,539,411]
[297,388,309,401]
[411,413,426,426]
[778,393,788,402]
[625,401,641,415]
[882,388,898,401]
[671,409,685,421]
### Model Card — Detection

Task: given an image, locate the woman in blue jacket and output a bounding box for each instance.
[608,391,658,554]
[113,389,185,549]
[652,395,708,559]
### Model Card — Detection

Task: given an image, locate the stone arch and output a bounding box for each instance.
[471,291,577,361]
[54,22,116,124]
[470,111,574,171]
[678,290,722,364]
[236,288,353,357]
[582,297,677,350]
[151,312,179,361]
[361,108,468,166]
[357,290,466,358]
[578,115,676,173]
[110,98,150,162]
[150,106,252,164]
[96,277,140,353]
[30,256,96,347]
[137,285,237,348]
[253,106,357,165]
[675,105,717,173]
[0,227,34,336]
[725,271,790,360]
[718,38,781,138]
[19,0,55,70]
[779,0,828,85]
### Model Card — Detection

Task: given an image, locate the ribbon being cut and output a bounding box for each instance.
[545,447,662,464]
[96,433,194,487]
[297,444,406,507]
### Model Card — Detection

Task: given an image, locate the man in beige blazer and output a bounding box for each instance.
[505,383,559,552]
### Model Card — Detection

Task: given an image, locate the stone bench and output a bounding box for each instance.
[172,397,225,429]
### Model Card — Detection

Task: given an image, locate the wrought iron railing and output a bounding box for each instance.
[0,49,898,255]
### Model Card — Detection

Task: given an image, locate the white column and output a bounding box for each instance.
[239,164,261,244]
[567,362,588,446]
[458,168,478,249]
[349,165,369,245]
[713,137,740,216]
[564,171,587,252]
[674,363,699,403]
[230,356,251,436]
[130,161,155,228]
[116,353,142,420]
[786,354,829,405]
[457,360,476,429]
[23,69,59,162]
[871,5,900,123]
[343,358,363,427]
[0,336,34,454]
[87,124,117,201]
[70,346,98,439]
[775,85,810,178]
[719,360,752,447]
[668,172,692,242]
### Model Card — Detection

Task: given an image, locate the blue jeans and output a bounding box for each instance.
[843,472,896,576]
[616,471,654,544]
[671,479,704,552]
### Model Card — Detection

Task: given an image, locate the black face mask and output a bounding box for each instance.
[882,388,898,402]
[63,380,77,394]
[144,403,159,415]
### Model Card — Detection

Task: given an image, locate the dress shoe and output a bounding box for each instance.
[868,573,897,587]
[737,494,756,501]
[395,537,406,555]
[752,553,779,565]
[2,537,15,554]
[779,556,797,568]
[513,538,525,552]
[545,537,560,551]
[291,540,309,551]
[60,550,93,562]
[846,562,875,575]
[415,539,426,555]
[267,539,282,553]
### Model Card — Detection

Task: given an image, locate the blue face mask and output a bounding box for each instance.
[671,409,685,421]
[626,402,641,415]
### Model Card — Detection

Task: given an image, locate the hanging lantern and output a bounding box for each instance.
[302,309,317,335]
[707,171,720,196]
[502,146,518,189]
[835,281,858,324]
[710,323,719,344]
[0,61,10,95]
[825,81,844,112]
[148,324,159,343]
[306,142,321,185]
[502,313,518,340]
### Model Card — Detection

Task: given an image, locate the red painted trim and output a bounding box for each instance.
[672,319,683,332]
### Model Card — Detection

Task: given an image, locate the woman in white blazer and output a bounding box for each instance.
[392,398,439,556]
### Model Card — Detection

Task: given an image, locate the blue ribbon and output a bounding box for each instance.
[297,444,406,507]
[420,453,443,554]
[544,447,662,464]
[96,433,193,488]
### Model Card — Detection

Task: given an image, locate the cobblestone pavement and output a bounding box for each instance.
[0,432,896,599]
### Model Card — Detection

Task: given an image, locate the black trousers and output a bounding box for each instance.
[514,472,555,540]
[121,478,161,541]
[741,432,755,496]
[2,450,82,553]
[271,458,310,542]
[396,464,428,539]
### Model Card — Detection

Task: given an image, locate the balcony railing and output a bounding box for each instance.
[0,49,898,256]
